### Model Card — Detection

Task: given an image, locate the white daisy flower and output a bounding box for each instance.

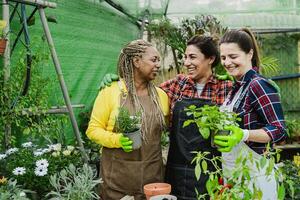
[67,145,75,151]
[33,151,43,156]
[21,142,33,148]
[62,150,71,156]
[49,144,61,151]
[35,159,49,168]
[6,148,18,155]
[12,167,26,175]
[0,154,7,160]
[42,148,51,153]
[34,166,48,176]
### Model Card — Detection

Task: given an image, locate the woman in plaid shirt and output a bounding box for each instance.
[163,35,232,200]
[215,28,287,199]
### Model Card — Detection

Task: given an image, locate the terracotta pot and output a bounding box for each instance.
[0,39,6,55]
[143,183,171,200]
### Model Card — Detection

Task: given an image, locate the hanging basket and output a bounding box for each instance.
[0,38,7,55]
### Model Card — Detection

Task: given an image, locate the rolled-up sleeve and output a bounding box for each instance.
[249,79,287,143]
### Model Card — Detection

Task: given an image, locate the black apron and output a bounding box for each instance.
[165,98,221,200]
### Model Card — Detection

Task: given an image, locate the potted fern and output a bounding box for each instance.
[115,107,142,149]
[183,105,241,147]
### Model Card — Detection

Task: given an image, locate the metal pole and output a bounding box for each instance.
[3,0,11,149]
[9,0,56,8]
[38,7,88,162]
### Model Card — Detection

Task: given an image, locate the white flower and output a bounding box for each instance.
[52,151,60,157]
[49,143,61,151]
[12,167,26,175]
[67,145,75,151]
[6,148,18,155]
[19,192,26,197]
[0,154,7,160]
[21,142,32,148]
[35,159,49,168]
[62,150,71,156]
[42,148,51,153]
[33,151,43,156]
[34,166,48,176]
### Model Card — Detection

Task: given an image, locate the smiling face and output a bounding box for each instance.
[134,46,161,81]
[220,43,253,80]
[184,45,214,83]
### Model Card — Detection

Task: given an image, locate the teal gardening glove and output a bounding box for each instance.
[119,135,133,152]
[98,73,119,90]
[214,125,247,152]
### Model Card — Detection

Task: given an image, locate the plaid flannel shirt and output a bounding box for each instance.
[159,74,233,111]
[227,69,287,154]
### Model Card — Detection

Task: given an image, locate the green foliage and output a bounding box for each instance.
[46,164,101,200]
[115,107,141,134]
[285,119,300,143]
[0,142,82,198]
[183,105,240,139]
[192,147,285,200]
[0,42,68,150]
[0,179,31,200]
[280,160,300,199]
[260,56,280,77]
[148,15,227,74]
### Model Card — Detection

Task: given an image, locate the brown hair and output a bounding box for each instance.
[219,28,261,69]
[187,35,220,68]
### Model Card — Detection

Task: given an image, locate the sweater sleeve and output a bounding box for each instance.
[86,86,122,148]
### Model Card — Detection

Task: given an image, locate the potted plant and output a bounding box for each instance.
[183,105,241,147]
[115,107,142,150]
[143,183,172,200]
[0,20,7,55]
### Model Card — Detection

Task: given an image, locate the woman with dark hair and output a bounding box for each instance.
[163,35,232,199]
[86,40,169,200]
[214,28,287,199]
[99,35,232,199]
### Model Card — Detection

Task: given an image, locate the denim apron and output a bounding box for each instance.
[221,84,277,200]
[165,98,221,200]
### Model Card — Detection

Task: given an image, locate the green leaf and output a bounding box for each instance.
[201,160,208,173]
[23,127,30,135]
[183,119,194,127]
[195,163,201,181]
[277,183,285,200]
[200,127,210,139]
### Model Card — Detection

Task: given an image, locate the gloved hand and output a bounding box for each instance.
[214,125,244,152]
[119,135,133,152]
[216,73,234,81]
[98,73,119,90]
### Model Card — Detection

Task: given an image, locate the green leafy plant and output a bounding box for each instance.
[192,146,285,200]
[183,105,240,140]
[279,159,300,199]
[115,107,141,134]
[0,142,82,198]
[46,164,101,200]
[0,178,31,200]
[285,119,300,143]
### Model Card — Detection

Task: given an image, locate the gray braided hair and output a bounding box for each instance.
[117,39,166,139]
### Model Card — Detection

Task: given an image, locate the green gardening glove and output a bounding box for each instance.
[214,125,244,152]
[119,135,133,152]
[98,73,119,90]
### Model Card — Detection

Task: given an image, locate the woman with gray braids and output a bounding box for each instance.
[86,39,169,199]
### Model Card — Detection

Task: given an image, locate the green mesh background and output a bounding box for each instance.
[2,0,139,140]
